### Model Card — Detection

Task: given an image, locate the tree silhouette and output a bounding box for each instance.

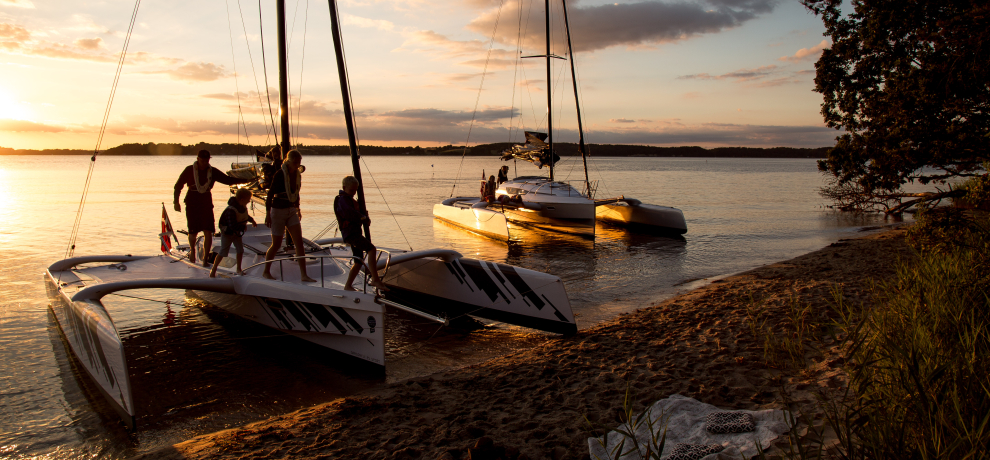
[805,0,990,213]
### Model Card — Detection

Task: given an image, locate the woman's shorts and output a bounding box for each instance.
[218,234,243,257]
[270,206,300,236]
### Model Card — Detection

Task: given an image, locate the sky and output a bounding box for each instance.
[0,0,838,150]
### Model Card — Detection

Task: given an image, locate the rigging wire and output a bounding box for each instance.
[507,0,526,143]
[258,0,280,141]
[568,29,613,199]
[328,0,414,251]
[225,0,251,161]
[293,0,309,146]
[236,0,275,146]
[448,0,507,198]
[65,0,142,259]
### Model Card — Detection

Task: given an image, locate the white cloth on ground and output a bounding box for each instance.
[587,394,790,460]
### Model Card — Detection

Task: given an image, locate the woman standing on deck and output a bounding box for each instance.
[262,149,315,282]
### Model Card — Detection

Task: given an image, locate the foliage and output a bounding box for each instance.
[826,222,990,458]
[804,0,990,212]
[749,212,990,457]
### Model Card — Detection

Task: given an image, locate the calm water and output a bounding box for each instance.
[0,155,898,458]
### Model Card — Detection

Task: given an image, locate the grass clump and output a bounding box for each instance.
[745,208,990,458]
[829,209,990,458]
[586,385,668,460]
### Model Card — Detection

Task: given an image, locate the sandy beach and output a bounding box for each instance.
[135,226,912,460]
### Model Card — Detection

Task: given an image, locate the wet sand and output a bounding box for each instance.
[135,226,912,460]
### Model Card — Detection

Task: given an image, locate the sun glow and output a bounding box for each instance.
[0,88,32,121]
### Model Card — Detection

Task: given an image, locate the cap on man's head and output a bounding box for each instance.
[198,149,211,159]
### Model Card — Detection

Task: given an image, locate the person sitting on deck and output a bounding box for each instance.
[173,149,251,266]
[497,165,509,185]
[210,188,257,277]
[262,149,315,282]
[334,176,388,292]
[484,175,497,203]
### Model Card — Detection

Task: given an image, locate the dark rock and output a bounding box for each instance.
[474,436,494,450]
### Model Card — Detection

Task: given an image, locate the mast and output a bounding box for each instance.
[561,0,590,197]
[327,0,371,240]
[276,0,291,154]
[545,0,554,182]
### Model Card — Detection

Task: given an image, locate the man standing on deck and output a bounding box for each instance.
[334,176,388,291]
[174,149,250,266]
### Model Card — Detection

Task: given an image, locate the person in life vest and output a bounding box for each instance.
[334,175,388,292]
[209,188,257,278]
[174,149,250,266]
[262,149,315,282]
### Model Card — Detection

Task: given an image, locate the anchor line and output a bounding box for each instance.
[64,0,142,262]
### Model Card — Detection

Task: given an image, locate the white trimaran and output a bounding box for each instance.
[433,0,688,241]
[44,0,576,429]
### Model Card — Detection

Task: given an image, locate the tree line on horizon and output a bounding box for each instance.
[0,142,830,159]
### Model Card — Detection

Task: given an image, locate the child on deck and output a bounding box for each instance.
[210,188,258,277]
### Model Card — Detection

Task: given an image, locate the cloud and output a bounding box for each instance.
[0,118,65,132]
[467,0,779,53]
[142,62,229,82]
[610,118,635,123]
[288,118,834,148]
[73,37,103,50]
[679,65,779,82]
[678,63,815,86]
[110,115,243,136]
[0,0,34,8]
[377,107,518,126]
[779,39,829,62]
[397,30,521,69]
[0,22,29,50]
[578,122,835,147]
[342,13,394,31]
[0,20,188,67]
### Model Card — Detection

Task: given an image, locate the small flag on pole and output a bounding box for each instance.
[161,204,176,253]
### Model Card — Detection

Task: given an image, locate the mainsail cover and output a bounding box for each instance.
[498,131,560,169]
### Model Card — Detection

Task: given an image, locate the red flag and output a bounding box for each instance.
[161,204,175,253]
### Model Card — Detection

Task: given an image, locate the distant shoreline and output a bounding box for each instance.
[0,142,830,159]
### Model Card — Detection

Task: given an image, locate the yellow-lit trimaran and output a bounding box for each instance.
[433,0,687,242]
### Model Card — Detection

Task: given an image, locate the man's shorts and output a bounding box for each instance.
[344,235,375,263]
[218,234,243,257]
[270,206,300,236]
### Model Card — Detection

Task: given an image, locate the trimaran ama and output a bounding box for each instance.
[433,0,688,241]
[44,0,577,430]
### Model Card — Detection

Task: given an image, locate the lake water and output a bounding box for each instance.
[0,154,899,458]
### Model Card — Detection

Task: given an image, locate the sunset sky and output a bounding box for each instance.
[0,0,837,150]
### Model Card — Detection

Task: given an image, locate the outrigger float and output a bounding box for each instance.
[45,0,575,429]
